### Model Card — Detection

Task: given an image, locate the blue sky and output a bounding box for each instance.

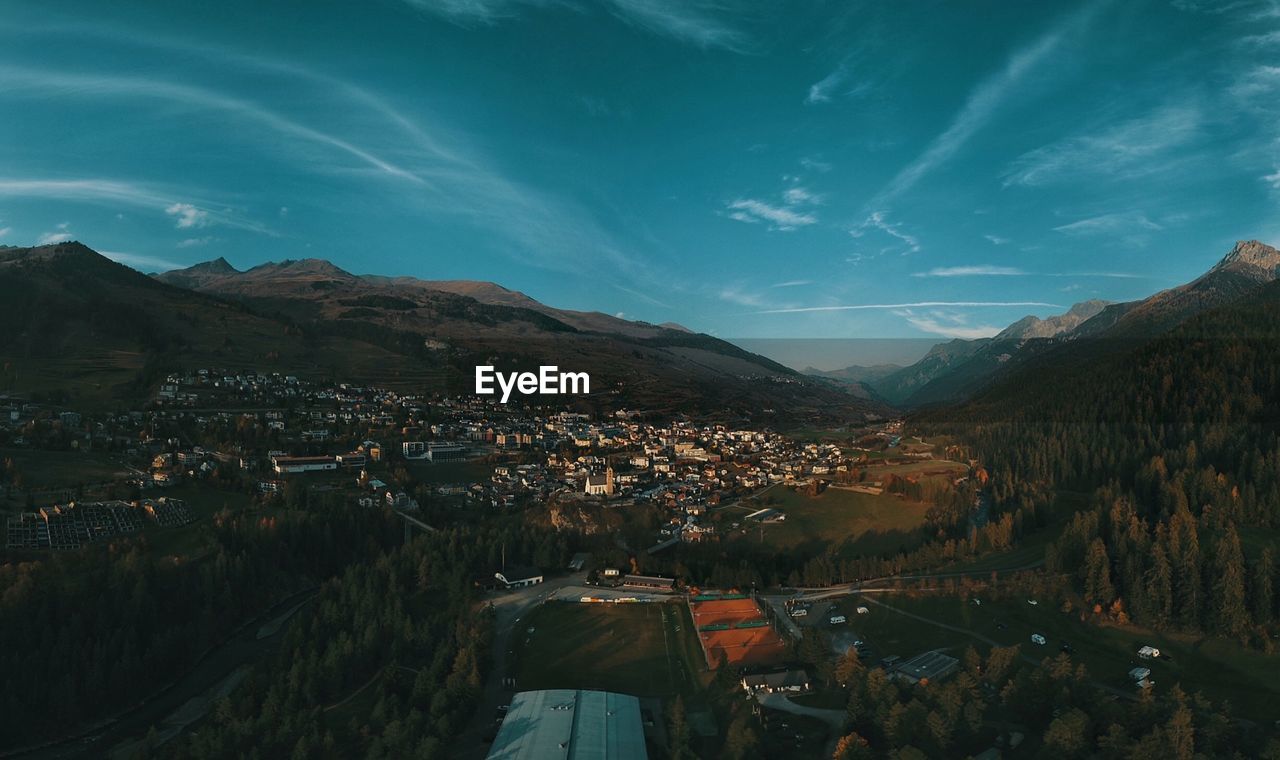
[2,0,1279,340]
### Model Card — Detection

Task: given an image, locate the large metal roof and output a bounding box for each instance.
[486,689,648,760]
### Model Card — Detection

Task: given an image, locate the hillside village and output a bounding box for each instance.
[0,368,928,554]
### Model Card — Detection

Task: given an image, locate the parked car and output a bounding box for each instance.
[1031,633,1046,645]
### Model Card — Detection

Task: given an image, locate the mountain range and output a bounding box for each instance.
[810,240,1280,407]
[0,243,884,422]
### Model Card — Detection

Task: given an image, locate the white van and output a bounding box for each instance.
[1031,634,1046,645]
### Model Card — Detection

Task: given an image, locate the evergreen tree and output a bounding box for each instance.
[1212,524,1249,637]
[1252,547,1275,625]
[1084,538,1114,606]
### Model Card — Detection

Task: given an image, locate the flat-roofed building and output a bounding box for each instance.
[486,689,647,760]
[271,455,338,474]
[621,574,674,590]
[426,443,466,462]
[495,565,543,589]
[890,651,959,685]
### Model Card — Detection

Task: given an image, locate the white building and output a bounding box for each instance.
[585,467,615,496]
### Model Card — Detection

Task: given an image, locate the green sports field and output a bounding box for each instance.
[510,601,707,698]
[734,484,931,557]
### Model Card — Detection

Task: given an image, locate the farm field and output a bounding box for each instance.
[509,601,707,699]
[734,485,930,557]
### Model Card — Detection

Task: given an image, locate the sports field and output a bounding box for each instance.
[688,595,788,668]
[738,485,930,557]
[510,601,706,697]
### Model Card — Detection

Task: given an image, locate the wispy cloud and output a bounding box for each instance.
[177,236,214,248]
[725,198,817,231]
[782,187,820,205]
[603,0,750,51]
[0,57,644,281]
[1229,65,1280,99]
[718,285,767,308]
[612,282,672,309]
[0,226,10,239]
[849,211,920,254]
[799,157,832,173]
[1265,168,1280,188]
[1003,104,1203,186]
[0,64,426,186]
[984,234,1010,245]
[36,222,73,245]
[165,202,209,229]
[868,2,1101,206]
[806,64,846,104]
[770,279,811,288]
[894,309,1003,339]
[1052,211,1162,236]
[400,0,750,51]
[754,301,1059,314]
[0,178,271,234]
[101,250,184,271]
[912,265,1025,277]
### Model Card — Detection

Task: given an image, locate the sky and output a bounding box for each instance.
[2,0,1279,343]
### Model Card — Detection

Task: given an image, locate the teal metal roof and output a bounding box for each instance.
[486,689,648,760]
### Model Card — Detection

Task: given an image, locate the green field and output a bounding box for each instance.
[862,459,967,478]
[0,446,129,491]
[736,485,930,557]
[848,593,1280,721]
[510,601,707,698]
[403,458,495,486]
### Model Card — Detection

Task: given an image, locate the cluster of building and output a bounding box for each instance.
[3,369,917,557]
[6,498,193,550]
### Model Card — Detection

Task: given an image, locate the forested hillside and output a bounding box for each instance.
[919,280,1280,638]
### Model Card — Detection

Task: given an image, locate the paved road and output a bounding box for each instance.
[755,693,845,757]
[453,573,590,760]
[769,560,1049,603]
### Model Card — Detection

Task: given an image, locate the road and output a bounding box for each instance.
[452,572,591,760]
[755,692,846,757]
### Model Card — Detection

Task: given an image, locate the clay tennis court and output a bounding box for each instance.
[688,595,788,668]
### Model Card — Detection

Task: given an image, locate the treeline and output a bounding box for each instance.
[1047,487,1274,643]
[0,502,402,749]
[917,281,1280,637]
[155,528,497,760]
[827,642,1266,759]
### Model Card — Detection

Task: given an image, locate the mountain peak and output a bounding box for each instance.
[1212,240,1280,280]
[248,258,353,277]
[189,256,238,275]
[995,299,1110,341]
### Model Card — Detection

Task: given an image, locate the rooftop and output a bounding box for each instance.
[486,689,647,760]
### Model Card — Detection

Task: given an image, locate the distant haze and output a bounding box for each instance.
[729,338,939,372]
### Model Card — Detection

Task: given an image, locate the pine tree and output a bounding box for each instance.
[1084,538,1114,605]
[1168,506,1201,628]
[1212,524,1249,637]
[1252,547,1275,625]
[1144,543,1173,627]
